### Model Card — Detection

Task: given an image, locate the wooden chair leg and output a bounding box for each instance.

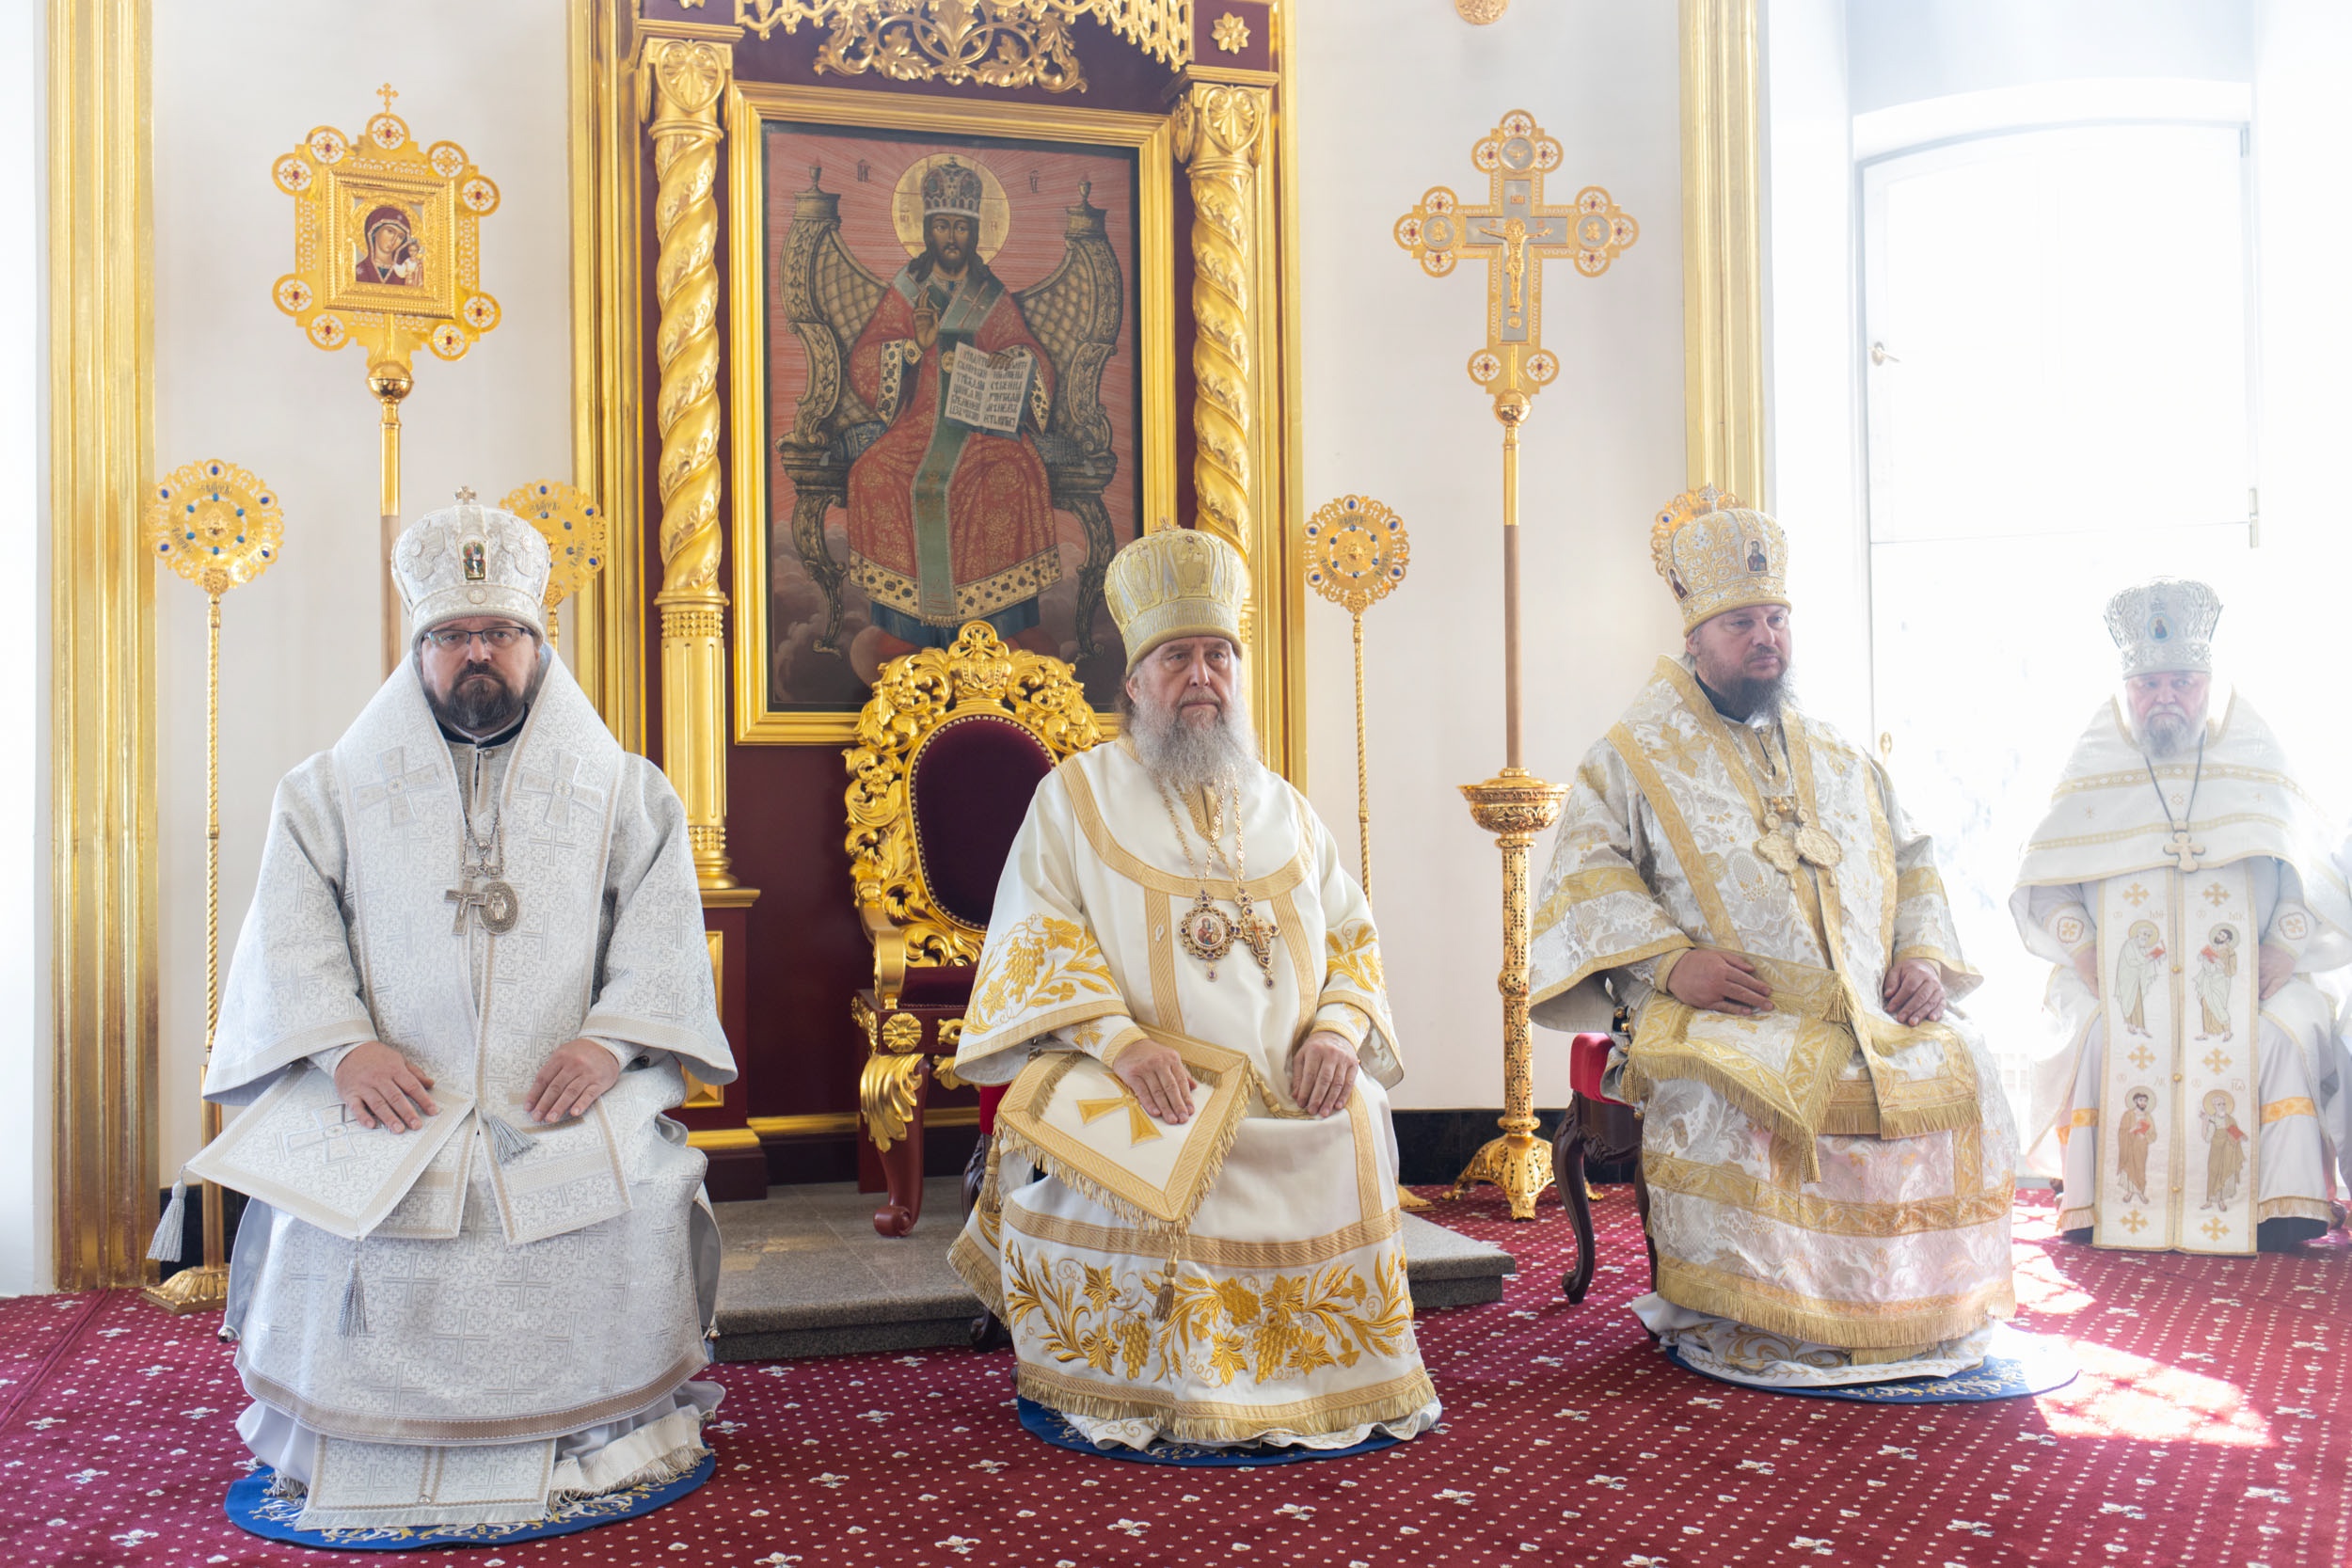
[1632,1154,1657,1292]
[867,1055,929,1238]
[1554,1105,1597,1303]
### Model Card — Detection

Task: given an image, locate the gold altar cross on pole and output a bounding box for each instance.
[1392,111,1637,1222]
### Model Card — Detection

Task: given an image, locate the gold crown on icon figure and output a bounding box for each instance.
[1106,528,1251,671]
[1649,484,1788,631]
[393,490,553,641]
[923,158,986,219]
[2105,577,2222,677]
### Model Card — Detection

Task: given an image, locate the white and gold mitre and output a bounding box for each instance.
[1649,485,1788,631]
[392,492,552,641]
[2105,577,2221,677]
[1105,528,1250,671]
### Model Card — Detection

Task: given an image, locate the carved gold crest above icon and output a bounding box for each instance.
[270,84,501,373]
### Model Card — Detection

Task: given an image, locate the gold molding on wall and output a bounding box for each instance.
[49,0,157,1291]
[567,0,652,752]
[1679,0,1767,508]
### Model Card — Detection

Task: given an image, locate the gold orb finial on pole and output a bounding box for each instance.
[141,460,285,1315]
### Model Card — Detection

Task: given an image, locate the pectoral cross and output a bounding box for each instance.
[446,878,490,934]
[1393,111,1637,416]
[1077,1078,1165,1146]
[2165,829,2204,872]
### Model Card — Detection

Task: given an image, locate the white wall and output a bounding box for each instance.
[1293,1,1686,1109]
[151,1,574,1175]
[2,0,54,1296]
[1846,0,2253,116]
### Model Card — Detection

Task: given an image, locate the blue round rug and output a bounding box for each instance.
[224,1451,715,1550]
[1664,1325,2078,1403]
[1016,1397,1404,1465]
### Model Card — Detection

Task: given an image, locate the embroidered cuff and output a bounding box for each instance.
[585,1036,648,1071]
[310,1040,363,1078]
[1311,1000,1370,1050]
[2043,902,2096,956]
[2266,900,2314,958]
[1054,1017,1147,1066]
[1645,947,1689,998]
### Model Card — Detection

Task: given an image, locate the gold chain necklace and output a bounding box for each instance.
[1158,777,1277,988]
[1738,720,1841,874]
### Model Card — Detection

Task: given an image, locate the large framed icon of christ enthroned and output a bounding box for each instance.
[732,87,1176,738]
[565,1,1301,1196]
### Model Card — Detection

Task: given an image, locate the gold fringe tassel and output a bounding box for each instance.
[1014,1367,1439,1446]
[1654,1257,2016,1351]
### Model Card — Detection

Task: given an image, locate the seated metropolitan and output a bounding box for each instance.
[197,500,736,1530]
[1528,493,2018,1389]
[948,528,1438,1451]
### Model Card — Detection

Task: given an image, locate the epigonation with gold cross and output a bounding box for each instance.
[1394,111,1637,1220]
[569,2,1303,1199]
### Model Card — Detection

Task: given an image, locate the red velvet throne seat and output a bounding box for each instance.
[843,623,1104,1237]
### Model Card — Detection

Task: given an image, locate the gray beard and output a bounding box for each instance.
[2137,709,2199,758]
[1130,690,1259,794]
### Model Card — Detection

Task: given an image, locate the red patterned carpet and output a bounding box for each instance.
[4,1188,2345,1567]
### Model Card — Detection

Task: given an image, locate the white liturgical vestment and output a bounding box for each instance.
[1529,657,2018,1386]
[203,652,736,1530]
[948,741,1439,1449]
[2010,693,2351,1252]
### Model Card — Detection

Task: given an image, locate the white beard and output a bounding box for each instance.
[1130,688,1259,794]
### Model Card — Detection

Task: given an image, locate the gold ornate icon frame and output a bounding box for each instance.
[726,82,1179,745]
[270,97,501,371]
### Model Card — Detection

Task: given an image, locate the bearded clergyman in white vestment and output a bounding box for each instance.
[947,529,1438,1449]
[199,499,737,1530]
[1528,493,2018,1390]
[2010,578,2351,1254]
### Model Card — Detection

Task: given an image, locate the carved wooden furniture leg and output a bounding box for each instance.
[1554,1104,1597,1303]
[861,1040,929,1237]
[789,489,849,652]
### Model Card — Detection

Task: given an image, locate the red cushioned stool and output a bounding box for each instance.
[1552,1032,1655,1304]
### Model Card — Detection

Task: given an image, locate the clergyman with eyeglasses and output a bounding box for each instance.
[193,497,736,1532]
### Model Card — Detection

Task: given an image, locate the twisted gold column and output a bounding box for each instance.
[1171,81,1267,559]
[643,36,736,888]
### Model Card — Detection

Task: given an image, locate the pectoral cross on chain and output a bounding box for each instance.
[445,873,519,934]
[2165,829,2205,872]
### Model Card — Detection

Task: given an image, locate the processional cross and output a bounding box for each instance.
[1392,112,1637,1222]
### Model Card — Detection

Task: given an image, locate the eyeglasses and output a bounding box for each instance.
[423,625,531,653]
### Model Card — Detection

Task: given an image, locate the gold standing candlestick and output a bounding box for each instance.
[271,84,501,672]
[142,462,285,1314]
[503,481,610,650]
[1395,111,1637,1220]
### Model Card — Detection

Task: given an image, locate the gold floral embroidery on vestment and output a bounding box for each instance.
[963,913,1120,1039]
[1324,919,1387,994]
[1002,1242,1413,1388]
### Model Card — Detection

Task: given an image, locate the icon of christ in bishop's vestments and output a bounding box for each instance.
[845,155,1058,661]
